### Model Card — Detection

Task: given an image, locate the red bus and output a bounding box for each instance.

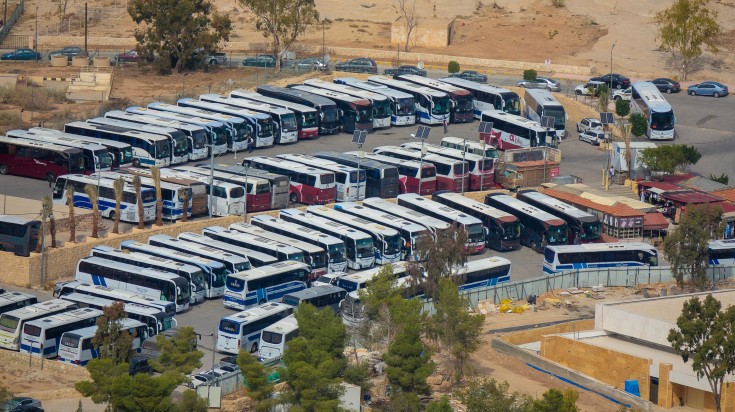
[401,142,494,190]
[0,136,85,182]
[345,151,436,195]
[372,145,468,193]
[242,156,336,205]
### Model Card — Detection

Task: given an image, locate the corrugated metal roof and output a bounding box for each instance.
[660,190,722,204]
[637,181,682,191]
[643,212,669,230]
[679,176,729,192]
[542,189,643,218]
[713,188,735,203]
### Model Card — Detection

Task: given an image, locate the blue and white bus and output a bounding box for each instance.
[177,98,275,148]
[303,78,392,129]
[94,171,191,221]
[543,243,659,274]
[368,75,450,125]
[58,318,148,365]
[0,292,37,316]
[0,299,78,351]
[631,81,676,140]
[203,226,306,264]
[64,121,171,167]
[148,234,250,274]
[54,281,176,318]
[20,307,103,358]
[200,94,298,144]
[440,77,521,117]
[336,262,410,292]
[216,302,294,354]
[86,117,189,165]
[223,261,310,310]
[59,292,172,335]
[177,232,278,268]
[709,239,735,266]
[394,74,474,123]
[334,77,416,126]
[453,257,512,291]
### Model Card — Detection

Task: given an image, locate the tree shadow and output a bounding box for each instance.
[664,53,728,77]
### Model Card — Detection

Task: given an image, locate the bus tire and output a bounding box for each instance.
[109,211,116,221]
[289,193,298,204]
[46,172,56,183]
[250,343,258,353]
[0,164,7,175]
[132,159,141,167]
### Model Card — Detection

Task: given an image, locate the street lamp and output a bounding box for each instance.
[34,5,38,53]
[609,42,616,91]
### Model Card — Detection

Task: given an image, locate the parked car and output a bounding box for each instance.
[579,129,606,145]
[612,87,631,101]
[335,58,378,74]
[205,52,227,65]
[517,76,561,92]
[448,70,487,83]
[0,48,41,61]
[576,117,603,133]
[590,73,630,90]
[112,50,152,64]
[219,355,238,365]
[48,46,86,61]
[292,57,325,71]
[384,65,427,77]
[187,373,215,389]
[242,54,277,68]
[2,397,43,412]
[574,80,606,96]
[128,356,153,375]
[687,81,729,98]
[211,363,239,375]
[650,78,680,94]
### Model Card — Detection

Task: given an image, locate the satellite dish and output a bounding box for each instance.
[417,61,425,70]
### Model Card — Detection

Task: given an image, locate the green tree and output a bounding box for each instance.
[237,350,275,411]
[629,112,647,137]
[426,395,453,412]
[531,388,580,412]
[656,0,721,80]
[390,392,421,411]
[343,361,371,393]
[128,0,232,73]
[84,184,100,238]
[151,166,163,227]
[237,0,319,71]
[639,144,701,175]
[92,301,135,364]
[668,295,735,412]
[598,86,610,112]
[109,372,182,412]
[151,326,203,375]
[42,194,56,248]
[615,99,630,117]
[112,176,124,234]
[75,358,130,405]
[410,224,468,299]
[448,61,460,73]
[384,323,435,395]
[455,378,533,412]
[709,173,729,185]
[523,69,537,81]
[133,176,145,230]
[179,389,208,412]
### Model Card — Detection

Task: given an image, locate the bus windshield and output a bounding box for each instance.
[155,139,171,159]
[311,251,327,269]
[69,153,86,173]
[212,266,227,288]
[191,273,207,292]
[384,235,402,255]
[174,277,190,304]
[234,262,250,272]
[479,158,494,171]
[192,131,208,149]
[502,221,521,239]
[214,126,229,146]
[432,96,451,115]
[545,108,566,128]
[97,152,113,170]
[651,111,675,131]
[582,221,602,239]
[467,224,484,243]
[280,114,297,132]
[356,106,371,123]
[374,100,391,118]
[501,92,521,115]
[453,163,467,175]
[233,124,249,142]
[456,96,474,112]
[349,170,367,184]
[322,107,339,123]
[356,239,373,258]
[258,118,274,137]
[397,98,415,116]
[302,112,318,128]
[173,135,188,157]
[421,167,436,178]
[328,244,346,263]
[547,224,567,244]
[141,190,155,203]
[289,252,305,263]
[0,315,19,331]
[219,319,239,334]
[230,187,245,198]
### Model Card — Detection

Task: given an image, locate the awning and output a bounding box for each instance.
[643,212,669,230]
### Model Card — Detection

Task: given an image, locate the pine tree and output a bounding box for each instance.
[383,323,435,395]
[92,301,135,364]
[237,350,275,411]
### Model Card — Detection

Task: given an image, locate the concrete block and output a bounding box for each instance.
[0,73,18,87]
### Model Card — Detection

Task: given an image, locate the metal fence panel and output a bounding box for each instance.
[0,0,24,47]
[197,385,222,408]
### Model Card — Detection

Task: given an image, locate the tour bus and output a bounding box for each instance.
[334,202,430,261]
[372,145,469,193]
[0,292,37,316]
[200,94,298,144]
[0,299,78,351]
[177,98,275,148]
[311,152,400,199]
[144,170,243,217]
[125,106,230,155]
[104,110,210,161]
[169,165,272,213]
[400,142,495,190]
[64,121,171,167]
[90,245,207,304]
[20,307,103,358]
[289,84,374,133]
[361,197,450,237]
[86,117,189,165]
[28,127,134,169]
[0,215,40,257]
[95,172,191,221]
[250,215,348,273]
[439,77,521,117]
[343,151,436,195]
[480,110,558,150]
[7,129,112,174]
[59,292,170,336]
[242,156,336,205]
[485,193,568,252]
[177,231,278,268]
[229,222,328,278]
[708,240,735,266]
[396,193,486,253]
[203,226,306,264]
[341,270,424,326]
[255,85,341,135]
[212,164,290,210]
[149,234,250,274]
[336,262,410,292]
[126,167,208,217]
[147,102,249,152]
[0,136,85,182]
[216,302,294,354]
[631,81,676,140]
[275,153,366,201]
[53,281,176,317]
[257,314,298,361]
[303,78,391,129]
[516,190,602,244]
[440,136,498,159]
[58,318,148,366]
[543,243,659,275]
[279,208,375,270]
[333,77,416,126]
[394,74,474,123]
[75,256,191,312]
[230,90,320,139]
[307,205,402,265]
[432,191,521,251]
[368,75,450,125]
[52,174,156,223]
[453,257,512,291]
[281,285,347,313]
[523,89,567,139]
[223,261,311,310]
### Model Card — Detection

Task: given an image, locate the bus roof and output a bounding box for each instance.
[256,85,338,108]
[177,98,271,121]
[24,307,102,329]
[32,127,131,150]
[302,79,389,102]
[80,256,187,281]
[481,110,548,132]
[459,256,512,272]
[0,135,83,155]
[368,75,448,98]
[334,203,428,234]
[439,77,514,95]
[545,242,656,253]
[517,190,597,222]
[148,102,245,124]
[87,117,185,137]
[260,314,298,334]
[345,151,427,169]
[66,120,170,142]
[397,193,483,226]
[360,197,451,231]
[0,291,37,305]
[632,81,673,113]
[289,85,371,105]
[9,129,108,151]
[1,299,77,321]
[401,142,486,161]
[485,194,565,224]
[59,174,154,193]
[61,292,165,316]
[105,110,207,133]
[96,172,186,191]
[57,282,175,311]
[203,226,305,255]
[394,74,471,97]
[230,261,310,282]
[228,223,325,254]
[524,89,564,109]
[374,146,465,166]
[213,164,289,183]
[126,106,225,127]
[307,205,400,237]
[283,285,345,300]
[313,151,399,171]
[333,77,414,99]
[279,208,373,241]
[221,302,293,325]
[91,245,202,274]
[230,90,318,113]
[340,261,409,284]
[119,241,225,269]
[200,94,294,116]
[147,235,247,265]
[246,156,335,176]
[276,154,362,175]
[249,215,344,247]
[433,192,517,222]
[178,232,278,264]
[709,239,735,250]
[0,215,39,225]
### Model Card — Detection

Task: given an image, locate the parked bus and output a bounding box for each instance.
[76,256,191,312]
[432,191,520,251]
[336,262,410,292]
[440,136,498,159]
[52,174,156,223]
[8,129,112,174]
[149,234,251,275]
[333,77,416,126]
[480,110,558,150]
[631,81,676,140]
[143,170,242,217]
[29,127,134,169]
[0,292,37,316]
[303,78,391,129]
[368,75,450,125]
[53,281,176,317]
[177,231,278,268]
[230,90,319,139]
[543,243,658,274]
[257,314,298,361]
[0,215,40,257]
[86,117,189,164]
[58,318,148,365]
[104,110,209,161]
[439,77,521,117]
[126,167,208,217]
[212,164,290,210]
[216,302,294,354]
[340,269,423,326]
[400,142,494,190]
[312,152,400,198]
[281,285,346,313]
[361,197,450,237]
[275,153,366,201]
[485,193,568,252]
[200,94,298,144]
[516,190,602,244]
[255,85,341,135]
[708,240,735,266]
[523,89,567,139]
[203,226,306,264]
[59,292,171,336]
[0,299,78,351]
[0,136,84,182]
[95,172,191,221]
[290,84,374,133]
[373,145,468,193]
[223,261,310,310]
[64,121,171,167]
[242,156,336,205]
[250,214,347,273]
[20,307,103,358]
[453,257,512,291]
[343,151,436,195]
[395,74,474,123]
[170,165,272,212]
[177,98,275,148]
[279,208,375,270]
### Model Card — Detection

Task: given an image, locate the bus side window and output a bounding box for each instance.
[53,178,67,199]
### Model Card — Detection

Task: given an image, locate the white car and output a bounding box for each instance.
[576,118,603,134]
[613,87,631,101]
[579,129,606,146]
[187,373,214,389]
[574,81,606,96]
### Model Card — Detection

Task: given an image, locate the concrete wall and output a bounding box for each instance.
[501,319,595,345]
[0,349,90,381]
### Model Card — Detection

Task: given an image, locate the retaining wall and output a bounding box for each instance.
[501,319,595,345]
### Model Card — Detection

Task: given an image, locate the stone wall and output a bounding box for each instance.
[501,319,595,345]
[391,19,452,48]
[0,349,90,381]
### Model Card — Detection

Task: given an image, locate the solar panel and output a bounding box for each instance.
[540,116,555,129]
[356,130,368,145]
[600,112,614,125]
[351,130,361,144]
[415,125,430,140]
[478,121,493,134]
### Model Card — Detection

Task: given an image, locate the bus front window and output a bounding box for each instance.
[173,135,188,156]
[384,235,402,256]
[288,252,305,263]
[214,127,229,146]
[191,272,207,293]
[581,222,602,239]
[192,131,207,149]
[502,222,521,240]
[322,108,339,125]
[212,266,227,288]
[302,112,318,128]
[258,118,274,137]
[69,153,86,173]
[453,163,468,176]
[234,262,251,272]
[467,224,484,244]
[456,96,473,113]
[328,244,347,263]
[374,100,391,118]
[356,238,373,258]
[547,224,567,244]
[397,98,415,116]
[431,96,451,116]
[155,139,171,159]
[234,124,249,142]
[280,114,297,132]
[311,252,327,269]
[500,93,521,115]
[174,278,190,305]
[545,108,566,129]
[96,152,112,170]
[651,111,675,131]
[356,106,372,123]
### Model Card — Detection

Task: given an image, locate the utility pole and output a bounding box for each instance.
[84,3,88,55]
[351,130,368,199]
[412,126,430,195]
[479,121,493,191]
[461,138,466,195]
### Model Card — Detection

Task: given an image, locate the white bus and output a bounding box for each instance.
[0,292,37,316]
[279,208,375,270]
[249,215,347,273]
[440,136,498,159]
[148,234,251,274]
[400,141,495,191]
[216,302,294,354]
[303,78,392,129]
[177,232,278,268]
[394,74,474,123]
[708,239,735,266]
[258,314,298,361]
[53,281,176,317]
[150,169,244,217]
[344,151,437,196]
[20,307,103,358]
[59,292,172,336]
[523,89,567,139]
[58,318,148,366]
[86,117,189,165]
[200,94,298,144]
[341,271,424,326]
[126,167,209,217]
[281,285,347,313]
[360,197,450,237]
[230,90,320,139]
[289,84,374,133]
[94,171,191,221]
[439,77,521,117]
[28,127,134,169]
[372,145,469,193]
[64,121,172,167]
[52,174,156,223]
[333,77,416,126]
[76,256,191,312]
[336,262,410,292]
[275,153,366,202]
[0,299,78,351]
[631,81,676,140]
[223,261,310,310]
[543,243,659,274]
[177,98,276,148]
[367,75,450,125]
[203,226,306,264]
[8,129,113,174]
[480,110,558,150]
[453,257,512,291]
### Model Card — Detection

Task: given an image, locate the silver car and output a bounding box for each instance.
[576,117,602,133]
[518,76,562,92]
[579,129,606,145]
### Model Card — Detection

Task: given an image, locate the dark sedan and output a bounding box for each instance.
[650,78,680,94]
[590,73,630,90]
[112,50,152,64]
[48,46,86,61]
[335,58,378,74]
[384,65,427,77]
[1,48,41,61]
[2,397,44,412]
[242,54,277,68]
[449,70,488,83]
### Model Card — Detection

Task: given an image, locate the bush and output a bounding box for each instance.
[523,69,537,81]
[630,112,647,137]
[448,60,460,74]
[551,0,566,7]
[615,99,630,117]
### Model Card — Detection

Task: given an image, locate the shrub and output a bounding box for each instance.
[448,60,460,73]
[523,69,537,81]
[615,99,630,117]
[551,0,565,7]
[630,112,647,137]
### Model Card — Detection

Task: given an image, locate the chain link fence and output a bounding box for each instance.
[0,0,24,48]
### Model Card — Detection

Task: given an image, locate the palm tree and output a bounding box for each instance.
[66,187,76,243]
[150,166,163,226]
[179,188,189,223]
[42,195,56,248]
[133,176,144,230]
[112,177,124,234]
[84,184,100,238]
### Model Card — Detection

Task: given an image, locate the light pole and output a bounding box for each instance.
[242,164,249,221]
[461,138,467,195]
[208,143,214,218]
[322,19,326,63]
[34,5,38,53]
[412,126,430,195]
[609,42,616,91]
